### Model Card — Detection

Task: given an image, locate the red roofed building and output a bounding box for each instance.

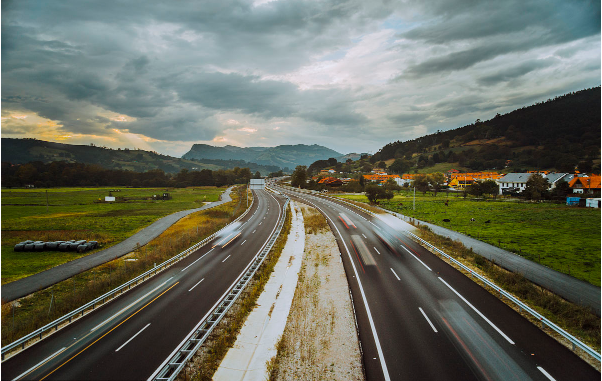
[568,175,601,194]
[318,177,343,186]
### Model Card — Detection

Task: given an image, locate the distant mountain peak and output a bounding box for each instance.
[182,143,342,169]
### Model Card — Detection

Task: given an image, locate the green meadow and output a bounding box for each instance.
[337,190,601,286]
[1,186,225,284]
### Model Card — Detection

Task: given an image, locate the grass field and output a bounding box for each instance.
[336,190,601,286]
[1,186,226,284]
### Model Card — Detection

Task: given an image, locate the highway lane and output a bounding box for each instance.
[2,189,287,381]
[275,185,599,381]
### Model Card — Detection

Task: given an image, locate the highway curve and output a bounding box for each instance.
[2,189,287,381]
[275,184,599,381]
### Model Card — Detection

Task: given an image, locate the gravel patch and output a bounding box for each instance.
[271,205,364,381]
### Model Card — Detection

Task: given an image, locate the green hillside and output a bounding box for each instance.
[372,87,601,174]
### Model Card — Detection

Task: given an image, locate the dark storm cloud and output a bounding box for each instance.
[399,0,600,78]
[1,0,599,153]
[477,59,556,86]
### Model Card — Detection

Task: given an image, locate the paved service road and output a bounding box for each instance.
[1,187,234,303]
[275,184,599,381]
[2,189,287,381]
[383,209,601,316]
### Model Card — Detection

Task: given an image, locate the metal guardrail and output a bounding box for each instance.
[277,185,602,363]
[1,193,255,361]
[150,195,289,381]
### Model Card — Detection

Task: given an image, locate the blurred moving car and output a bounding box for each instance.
[213,222,243,248]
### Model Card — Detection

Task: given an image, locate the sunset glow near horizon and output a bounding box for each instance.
[2,0,600,157]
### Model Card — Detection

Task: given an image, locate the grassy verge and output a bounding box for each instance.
[2,186,225,284]
[1,187,245,347]
[414,224,600,364]
[181,202,292,381]
[336,192,601,286]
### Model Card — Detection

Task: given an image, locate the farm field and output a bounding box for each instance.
[1,186,226,284]
[336,190,601,286]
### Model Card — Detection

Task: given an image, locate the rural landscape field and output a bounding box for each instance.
[1,187,225,283]
[338,191,601,286]
[1,0,600,380]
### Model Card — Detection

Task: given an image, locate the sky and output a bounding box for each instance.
[1,0,600,157]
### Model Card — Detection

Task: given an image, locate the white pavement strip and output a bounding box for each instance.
[213,201,305,381]
[12,347,66,381]
[115,323,151,352]
[390,268,400,281]
[418,307,438,333]
[188,278,204,292]
[438,277,515,345]
[537,366,556,381]
[222,255,231,263]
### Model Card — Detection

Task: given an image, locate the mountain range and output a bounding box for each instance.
[182,144,342,169]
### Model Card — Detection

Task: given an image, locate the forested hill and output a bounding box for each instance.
[1,138,279,175]
[372,87,601,173]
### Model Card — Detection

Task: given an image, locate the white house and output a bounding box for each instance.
[496,173,570,195]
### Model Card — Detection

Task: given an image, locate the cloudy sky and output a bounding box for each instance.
[2,0,600,157]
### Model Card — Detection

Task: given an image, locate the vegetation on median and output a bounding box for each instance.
[0,186,246,347]
[336,191,601,286]
[1,186,225,283]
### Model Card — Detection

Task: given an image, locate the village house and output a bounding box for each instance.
[496,172,573,195]
[569,175,601,194]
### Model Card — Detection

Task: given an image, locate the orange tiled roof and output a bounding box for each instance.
[569,176,601,189]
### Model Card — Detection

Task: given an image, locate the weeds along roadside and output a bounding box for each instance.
[414,224,601,369]
[180,203,292,381]
[1,186,247,347]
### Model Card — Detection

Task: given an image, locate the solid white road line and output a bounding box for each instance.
[115,323,151,352]
[537,367,556,381]
[241,240,246,245]
[438,277,515,345]
[374,247,381,255]
[181,248,214,272]
[399,245,432,271]
[390,268,400,281]
[188,278,205,292]
[362,234,367,239]
[304,199,391,381]
[12,347,66,381]
[91,277,173,332]
[222,255,231,263]
[418,307,438,333]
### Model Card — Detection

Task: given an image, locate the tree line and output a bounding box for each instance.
[1,161,259,188]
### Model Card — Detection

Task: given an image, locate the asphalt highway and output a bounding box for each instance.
[2,189,286,381]
[275,184,599,381]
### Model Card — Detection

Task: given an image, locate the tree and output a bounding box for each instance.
[389,158,410,174]
[427,172,445,196]
[290,165,307,188]
[377,161,387,169]
[413,174,430,195]
[467,182,483,197]
[480,180,499,198]
[253,171,261,179]
[359,174,366,190]
[550,180,571,200]
[523,173,548,200]
[383,178,401,192]
[365,184,393,203]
